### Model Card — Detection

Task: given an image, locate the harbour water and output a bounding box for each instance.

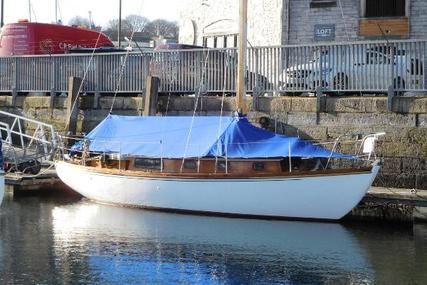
[0,192,426,285]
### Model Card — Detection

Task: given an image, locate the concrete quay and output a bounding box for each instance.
[346,187,427,223]
[0,94,425,190]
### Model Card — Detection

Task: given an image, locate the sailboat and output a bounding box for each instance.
[55,114,382,220]
[55,0,383,220]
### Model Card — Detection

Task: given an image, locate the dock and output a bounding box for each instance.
[5,168,65,193]
[347,187,427,223]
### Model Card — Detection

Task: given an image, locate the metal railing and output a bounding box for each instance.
[0,110,57,169]
[59,129,385,178]
[0,39,425,94]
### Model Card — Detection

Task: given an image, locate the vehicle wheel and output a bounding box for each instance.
[393,77,406,90]
[312,80,328,91]
[333,73,348,92]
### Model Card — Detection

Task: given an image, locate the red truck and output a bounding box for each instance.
[0,20,114,56]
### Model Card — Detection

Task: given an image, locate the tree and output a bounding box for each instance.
[68,16,90,27]
[102,17,179,43]
[125,15,149,33]
[102,15,149,40]
[145,19,178,40]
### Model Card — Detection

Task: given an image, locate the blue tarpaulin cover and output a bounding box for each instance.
[75,114,352,159]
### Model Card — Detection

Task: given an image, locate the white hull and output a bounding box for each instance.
[55,161,380,220]
[0,171,4,205]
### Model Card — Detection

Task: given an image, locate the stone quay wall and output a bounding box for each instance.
[1,95,426,190]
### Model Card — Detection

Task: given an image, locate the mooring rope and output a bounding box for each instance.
[214,49,231,173]
[180,48,211,173]
[109,1,145,114]
[65,31,103,132]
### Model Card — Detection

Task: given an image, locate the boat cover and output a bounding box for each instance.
[74,114,353,159]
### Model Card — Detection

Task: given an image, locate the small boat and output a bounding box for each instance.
[0,20,113,56]
[55,114,383,220]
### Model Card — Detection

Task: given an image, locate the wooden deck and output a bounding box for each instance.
[5,169,65,192]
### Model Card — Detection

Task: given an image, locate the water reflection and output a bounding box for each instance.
[52,202,373,284]
[1,196,426,284]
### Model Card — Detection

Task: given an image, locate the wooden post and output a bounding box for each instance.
[236,0,248,114]
[387,85,394,112]
[143,76,160,116]
[93,92,100,109]
[316,86,324,124]
[11,88,17,107]
[49,88,55,110]
[66,76,82,136]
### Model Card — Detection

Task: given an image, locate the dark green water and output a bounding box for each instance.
[0,192,426,285]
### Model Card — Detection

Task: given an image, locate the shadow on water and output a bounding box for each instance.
[0,195,426,284]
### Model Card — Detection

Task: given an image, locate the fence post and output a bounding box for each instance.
[50,58,56,109]
[143,76,160,116]
[388,42,395,112]
[12,57,17,107]
[94,55,100,109]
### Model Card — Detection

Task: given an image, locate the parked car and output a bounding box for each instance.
[282,46,424,93]
[152,44,271,94]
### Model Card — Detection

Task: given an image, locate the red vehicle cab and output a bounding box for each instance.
[0,20,113,56]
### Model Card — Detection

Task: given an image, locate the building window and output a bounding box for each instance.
[203,34,238,48]
[365,0,406,18]
[310,0,337,8]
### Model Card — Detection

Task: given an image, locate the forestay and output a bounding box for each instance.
[74,115,353,159]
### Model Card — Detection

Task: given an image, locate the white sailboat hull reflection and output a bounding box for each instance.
[56,161,380,220]
[52,202,372,277]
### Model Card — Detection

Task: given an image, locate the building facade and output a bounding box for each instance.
[179,0,427,46]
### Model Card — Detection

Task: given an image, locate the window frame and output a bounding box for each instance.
[252,162,265,172]
[134,158,162,171]
[361,0,409,18]
[183,160,197,170]
[310,0,337,9]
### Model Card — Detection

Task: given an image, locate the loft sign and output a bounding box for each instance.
[314,24,335,41]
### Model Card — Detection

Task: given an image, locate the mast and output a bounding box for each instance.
[55,0,58,23]
[236,0,248,114]
[1,0,4,27]
[28,0,31,22]
[118,0,122,47]
[88,10,93,29]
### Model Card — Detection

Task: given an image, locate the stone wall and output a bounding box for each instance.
[179,0,283,47]
[179,0,427,46]
[287,0,427,44]
[1,95,426,190]
[287,0,360,44]
[254,96,427,189]
[409,0,427,39]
